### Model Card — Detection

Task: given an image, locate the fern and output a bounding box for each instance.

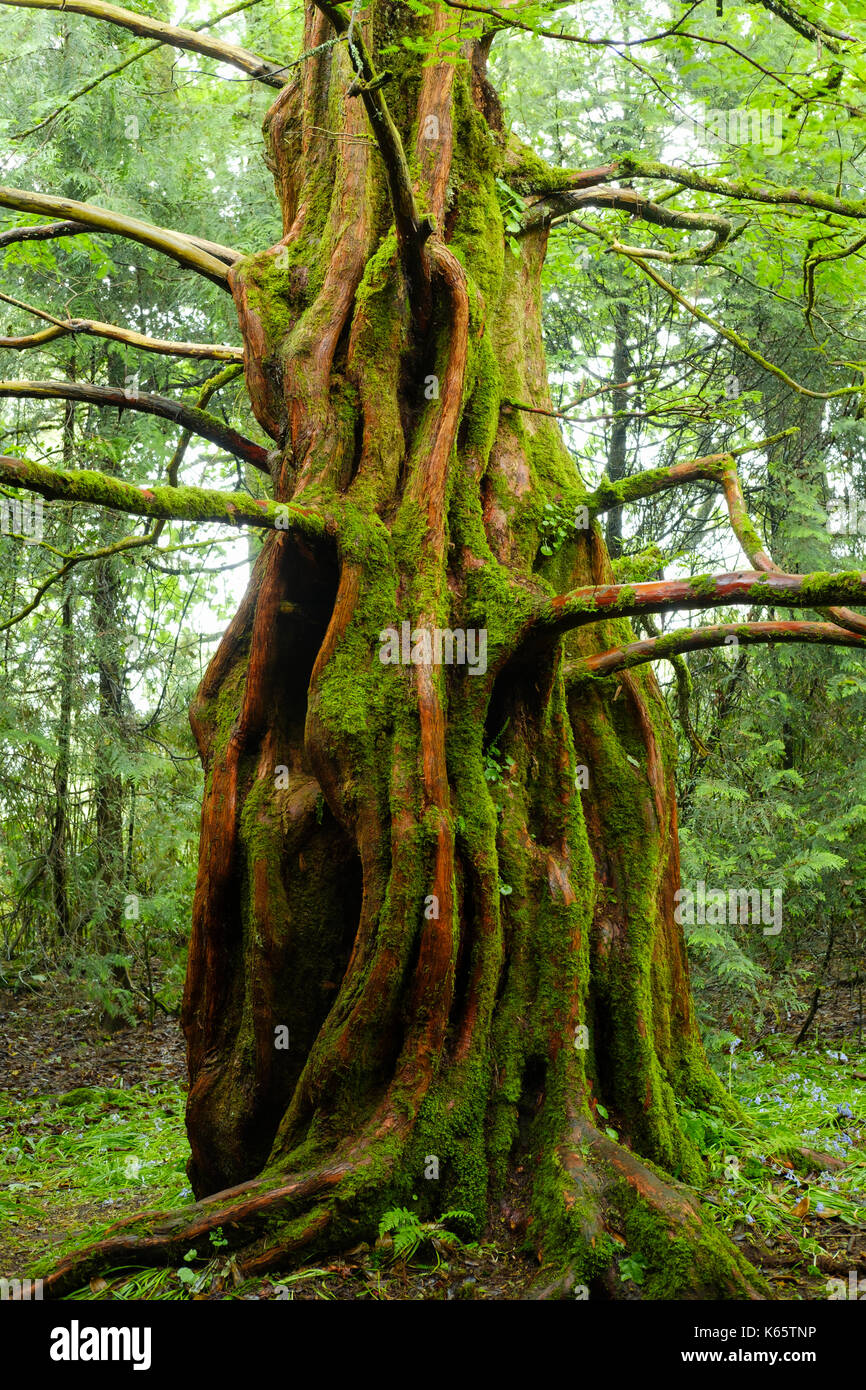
[377,1206,475,1264]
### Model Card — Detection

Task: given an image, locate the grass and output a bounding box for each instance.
[0,1079,192,1276]
[680,1042,866,1290]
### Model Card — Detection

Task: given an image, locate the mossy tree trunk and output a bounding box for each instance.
[44,2,766,1299]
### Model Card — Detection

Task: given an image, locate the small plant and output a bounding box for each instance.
[595,1102,619,1142]
[619,1253,647,1285]
[495,176,528,255]
[484,721,514,785]
[539,500,587,557]
[377,1205,475,1266]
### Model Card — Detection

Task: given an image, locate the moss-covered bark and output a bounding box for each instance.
[42,1,768,1300]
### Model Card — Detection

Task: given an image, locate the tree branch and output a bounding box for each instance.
[0,219,91,247]
[12,0,270,140]
[583,439,866,637]
[0,528,165,632]
[528,186,732,263]
[533,569,866,636]
[0,316,243,361]
[615,157,866,222]
[0,187,240,285]
[0,381,269,470]
[439,0,701,51]
[565,620,866,682]
[630,610,711,758]
[748,0,853,51]
[0,0,289,87]
[580,222,864,402]
[0,454,329,537]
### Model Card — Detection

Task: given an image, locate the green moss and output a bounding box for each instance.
[688,573,719,598]
[611,546,665,584]
[612,1180,769,1299]
[503,146,592,198]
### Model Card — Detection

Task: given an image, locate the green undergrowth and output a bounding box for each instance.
[679,1044,866,1289]
[0,1080,192,1278]
[2,1044,864,1298]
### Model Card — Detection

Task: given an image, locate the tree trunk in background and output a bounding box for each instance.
[91,354,131,1022]
[47,374,76,943]
[48,584,74,941]
[605,300,630,561]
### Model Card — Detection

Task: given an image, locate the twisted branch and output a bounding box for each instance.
[584,442,866,637]
[533,569,866,636]
[312,0,431,322]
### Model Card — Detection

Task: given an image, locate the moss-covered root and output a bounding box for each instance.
[35,1141,396,1300]
[531,1117,769,1301]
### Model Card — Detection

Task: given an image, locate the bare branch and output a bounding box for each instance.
[0,187,240,285]
[0,219,90,247]
[582,223,864,402]
[0,0,289,87]
[528,186,733,263]
[439,0,702,51]
[0,453,329,537]
[566,620,866,682]
[0,380,268,470]
[0,312,243,361]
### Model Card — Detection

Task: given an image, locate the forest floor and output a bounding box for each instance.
[1,981,864,1301]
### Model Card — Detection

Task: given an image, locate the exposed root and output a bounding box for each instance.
[531,1117,768,1300]
[40,1161,356,1299]
[41,1105,772,1302]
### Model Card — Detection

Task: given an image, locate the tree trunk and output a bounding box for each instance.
[47,372,76,943]
[45,4,766,1299]
[605,299,630,560]
[91,354,132,1023]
